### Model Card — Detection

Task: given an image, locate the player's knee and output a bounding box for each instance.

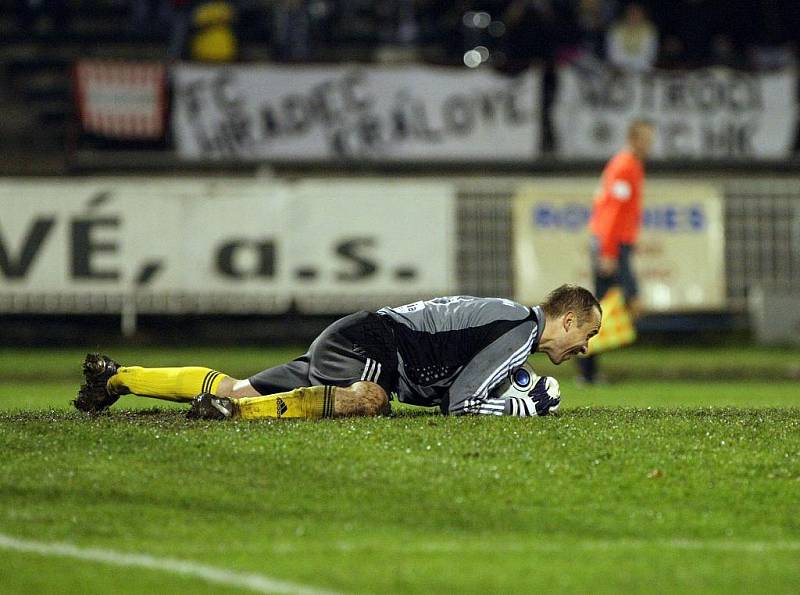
[348,381,389,417]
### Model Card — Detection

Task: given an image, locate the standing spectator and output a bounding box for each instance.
[747,0,795,70]
[555,0,616,67]
[271,0,326,62]
[127,0,195,59]
[190,0,238,62]
[606,2,657,72]
[167,0,195,60]
[577,119,655,385]
[374,0,420,62]
[501,0,559,71]
[575,0,615,62]
[708,34,742,68]
[129,0,162,37]
[16,0,70,36]
[649,0,716,68]
[501,0,560,150]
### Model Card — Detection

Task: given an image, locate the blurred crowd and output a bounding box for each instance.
[14,0,800,70]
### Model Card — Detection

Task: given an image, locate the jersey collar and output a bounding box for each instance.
[530,305,545,351]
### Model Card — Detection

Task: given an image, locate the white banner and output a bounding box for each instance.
[172,64,540,161]
[512,180,726,311]
[0,178,456,313]
[554,66,797,159]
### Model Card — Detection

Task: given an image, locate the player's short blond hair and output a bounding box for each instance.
[627,118,655,140]
[540,284,601,325]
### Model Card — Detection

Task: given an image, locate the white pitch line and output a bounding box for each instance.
[577,538,800,553]
[0,533,341,595]
[328,537,800,555]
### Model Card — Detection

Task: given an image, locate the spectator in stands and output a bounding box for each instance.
[648,0,712,68]
[500,0,561,151]
[411,1,471,65]
[190,0,238,62]
[652,1,750,70]
[501,0,559,71]
[575,0,615,61]
[129,0,161,37]
[708,34,742,68]
[129,0,194,59]
[16,0,70,36]
[374,0,420,62]
[606,2,657,72]
[271,0,321,62]
[747,1,795,70]
[167,0,194,60]
[554,0,615,68]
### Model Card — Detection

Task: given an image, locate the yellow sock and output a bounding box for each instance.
[234,386,336,420]
[108,367,228,402]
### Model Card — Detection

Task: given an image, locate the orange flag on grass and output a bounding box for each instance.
[587,287,636,355]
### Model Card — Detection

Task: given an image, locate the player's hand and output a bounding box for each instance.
[598,256,618,277]
[529,376,561,415]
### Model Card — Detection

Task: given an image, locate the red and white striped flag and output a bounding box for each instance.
[74,60,167,140]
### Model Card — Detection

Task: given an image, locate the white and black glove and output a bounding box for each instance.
[528,376,561,415]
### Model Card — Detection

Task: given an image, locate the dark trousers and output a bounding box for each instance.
[578,238,638,382]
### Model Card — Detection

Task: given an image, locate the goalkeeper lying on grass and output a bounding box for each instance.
[74,284,601,420]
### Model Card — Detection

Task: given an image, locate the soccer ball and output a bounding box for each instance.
[491,363,539,399]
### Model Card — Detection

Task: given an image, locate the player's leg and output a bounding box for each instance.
[74,352,233,413]
[304,311,394,416]
[189,312,396,420]
[76,350,318,411]
[245,356,313,396]
[617,243,640,319]
[238,311,395,419]
[191,375,390,422]
[305,310,394,416]
[203,381,388,420]
[108,365,228,401]
[188,357,337,419]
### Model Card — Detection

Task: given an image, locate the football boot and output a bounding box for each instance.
[186,392,236,420]
[72,353,125,413]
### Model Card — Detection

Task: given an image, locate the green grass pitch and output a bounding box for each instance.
[1,346,799,594]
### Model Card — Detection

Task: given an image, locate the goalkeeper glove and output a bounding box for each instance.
[529,376,561,415]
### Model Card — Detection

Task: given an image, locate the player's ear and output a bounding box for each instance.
[563,311,575,331]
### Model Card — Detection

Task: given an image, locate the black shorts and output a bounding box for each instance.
[248,311,399,396]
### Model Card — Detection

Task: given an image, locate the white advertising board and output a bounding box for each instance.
[513,180,726,311]
[0,178,456,313]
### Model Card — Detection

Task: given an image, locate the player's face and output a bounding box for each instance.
[548,308,602,364]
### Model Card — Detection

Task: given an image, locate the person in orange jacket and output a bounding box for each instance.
[578,119,656,384]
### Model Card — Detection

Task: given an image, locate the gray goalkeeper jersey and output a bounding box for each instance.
[377,296,544,414]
